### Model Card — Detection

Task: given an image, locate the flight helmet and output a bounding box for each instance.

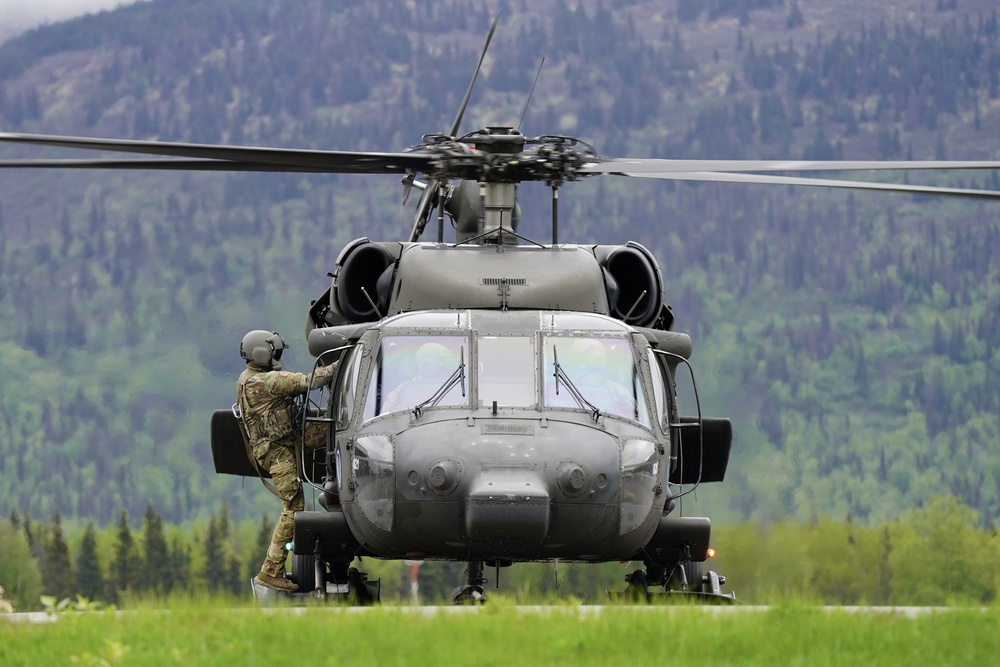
[241,330,289,371]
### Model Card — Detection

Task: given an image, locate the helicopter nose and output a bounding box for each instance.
[465,469,550,543]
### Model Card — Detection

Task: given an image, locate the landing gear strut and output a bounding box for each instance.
[451,560,488,604]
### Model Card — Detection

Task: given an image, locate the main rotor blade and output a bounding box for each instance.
[407,14,499,242]
[449,13,500,137]
[0,158,366,172]
[408,180,439,241]
[583,157,1000,175]
[626,170,1000,199]
[0,132,434,173]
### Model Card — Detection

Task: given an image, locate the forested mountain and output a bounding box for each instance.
[0,0,997,528]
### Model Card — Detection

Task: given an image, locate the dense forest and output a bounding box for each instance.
[0,0,997,540]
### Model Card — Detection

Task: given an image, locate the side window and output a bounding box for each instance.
[362,346,380,423]
[335,344,364,428]
[647,349,668,432]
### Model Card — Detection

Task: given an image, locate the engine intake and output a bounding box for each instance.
[596,242,664,328]
[337,241,396,322]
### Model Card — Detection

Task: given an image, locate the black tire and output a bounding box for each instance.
[684,561,704,592]
[349,567,379,606]
[625,568,648,600]
[291,554,316,591]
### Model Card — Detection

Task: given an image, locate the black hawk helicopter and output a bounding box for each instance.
[4,16,1000,605]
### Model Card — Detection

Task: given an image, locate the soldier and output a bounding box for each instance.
[237,330,338,593]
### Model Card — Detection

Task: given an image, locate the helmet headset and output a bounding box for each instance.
[240,330,289,371]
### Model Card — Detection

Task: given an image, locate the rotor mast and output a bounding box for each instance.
[470,127,524,243]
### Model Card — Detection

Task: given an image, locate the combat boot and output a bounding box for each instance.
[254,572,299,593]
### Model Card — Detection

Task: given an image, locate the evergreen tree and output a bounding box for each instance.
[41,510,75,600]
[141,504,170,594]
[168,535,192,593]
[225,552,245,596]
[75,522,106,601]
[201,514,226,592]
[107,510,140,602]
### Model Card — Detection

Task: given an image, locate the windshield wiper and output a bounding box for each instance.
[552,345,601,422]
[413,346,466,418]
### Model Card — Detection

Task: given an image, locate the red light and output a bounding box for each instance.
[706,548,716,559]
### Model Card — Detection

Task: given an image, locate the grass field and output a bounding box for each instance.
[2,600,999,666]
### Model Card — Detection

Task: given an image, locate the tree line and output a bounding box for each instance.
[1,502,267,611]
[1,495,996,612]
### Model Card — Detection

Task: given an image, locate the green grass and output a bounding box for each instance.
[2,599,999,666]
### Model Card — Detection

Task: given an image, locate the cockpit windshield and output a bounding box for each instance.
[363,335,468,420]
[361,330,650,427]
[543,335,650,426]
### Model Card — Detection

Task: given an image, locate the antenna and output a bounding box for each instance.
[518,57,545,131]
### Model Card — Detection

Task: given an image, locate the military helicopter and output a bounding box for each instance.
[4,15,1000,605]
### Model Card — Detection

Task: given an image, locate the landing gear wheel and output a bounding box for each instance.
[450,585,487,604]
[291,554,317,593]
[682,560,703,593]
[623,568,649,601]
[348,567,380,606]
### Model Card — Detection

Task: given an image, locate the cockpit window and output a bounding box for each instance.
[543,335,651,426]
[477,336,536,407]
[363,335,468,420]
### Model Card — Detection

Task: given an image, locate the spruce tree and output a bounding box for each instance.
[168,535,191,593]
[107,510,140,602]
[201,514,226,592]
[75,523,106,601]
[42,510,75,601]
[225,552,244,596]
[141,504,170,594]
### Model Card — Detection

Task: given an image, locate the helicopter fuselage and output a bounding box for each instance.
[317,309,672,562]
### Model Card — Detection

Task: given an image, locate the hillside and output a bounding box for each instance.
[0,0,997,527]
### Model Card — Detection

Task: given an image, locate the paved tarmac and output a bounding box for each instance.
[0,605,968,623]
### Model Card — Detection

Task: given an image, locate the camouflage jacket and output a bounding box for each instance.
[237,363,337,458]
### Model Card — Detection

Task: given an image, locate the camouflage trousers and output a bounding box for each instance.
[258,444,303,578]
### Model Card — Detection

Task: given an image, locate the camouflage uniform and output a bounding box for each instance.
[238,362,337,581]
